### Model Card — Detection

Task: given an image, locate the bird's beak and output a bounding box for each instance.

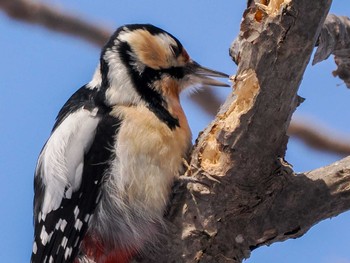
[185,60,230,88]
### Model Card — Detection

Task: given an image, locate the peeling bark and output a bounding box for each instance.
[135,1,349,262]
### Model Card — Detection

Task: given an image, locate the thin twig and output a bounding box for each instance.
[288,120,350,156]
[0,0,111,46]
[189,90,222,116]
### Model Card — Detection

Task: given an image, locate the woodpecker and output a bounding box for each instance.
[31,24,229,263]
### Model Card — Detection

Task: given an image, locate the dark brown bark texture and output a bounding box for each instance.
[135,1,350,262]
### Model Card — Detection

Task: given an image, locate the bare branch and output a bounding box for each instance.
[288,120,350,156]
[313,14,350,88]
[189,90,222,116]
[0,0,111,46]
[237,155,350,249]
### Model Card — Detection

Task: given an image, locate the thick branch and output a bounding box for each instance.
[138,155,350,263]
[0,0,110,46]
[138,1,335,262]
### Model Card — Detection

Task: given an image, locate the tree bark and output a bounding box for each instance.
[134,1,350,262]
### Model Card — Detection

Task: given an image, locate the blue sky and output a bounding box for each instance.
[0,1,350,262]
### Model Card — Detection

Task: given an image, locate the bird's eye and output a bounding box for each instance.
[170,44,181,57]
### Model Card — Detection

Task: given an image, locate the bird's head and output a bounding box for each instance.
[89,24,229,107]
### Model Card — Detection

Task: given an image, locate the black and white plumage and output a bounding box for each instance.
[31,24,229,263]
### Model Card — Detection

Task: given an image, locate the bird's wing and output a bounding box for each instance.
[31,87,120,263]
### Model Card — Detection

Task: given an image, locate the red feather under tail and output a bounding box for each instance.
[79,235,136,263]
[103,248,136,263]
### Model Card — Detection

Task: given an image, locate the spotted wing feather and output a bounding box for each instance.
[31,86,120,263]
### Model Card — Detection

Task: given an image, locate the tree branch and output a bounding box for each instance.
[288,120,350,156]
[138,0,336,262]
[0,0,110,46]
[313,14,350,88]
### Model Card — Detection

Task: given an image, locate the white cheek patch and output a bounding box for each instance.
[103,48,142,106]
[36,108,100,215]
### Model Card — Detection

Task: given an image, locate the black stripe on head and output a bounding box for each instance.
[118,41,180,130]
[100,58,110,89]
[100,26,127,91]
[160,67,185,79]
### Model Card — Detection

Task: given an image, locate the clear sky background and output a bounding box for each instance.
[1,1,350,262]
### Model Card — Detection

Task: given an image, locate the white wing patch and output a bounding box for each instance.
[36,108,100,215]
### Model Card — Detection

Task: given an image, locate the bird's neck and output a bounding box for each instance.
[150,75,187,127]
